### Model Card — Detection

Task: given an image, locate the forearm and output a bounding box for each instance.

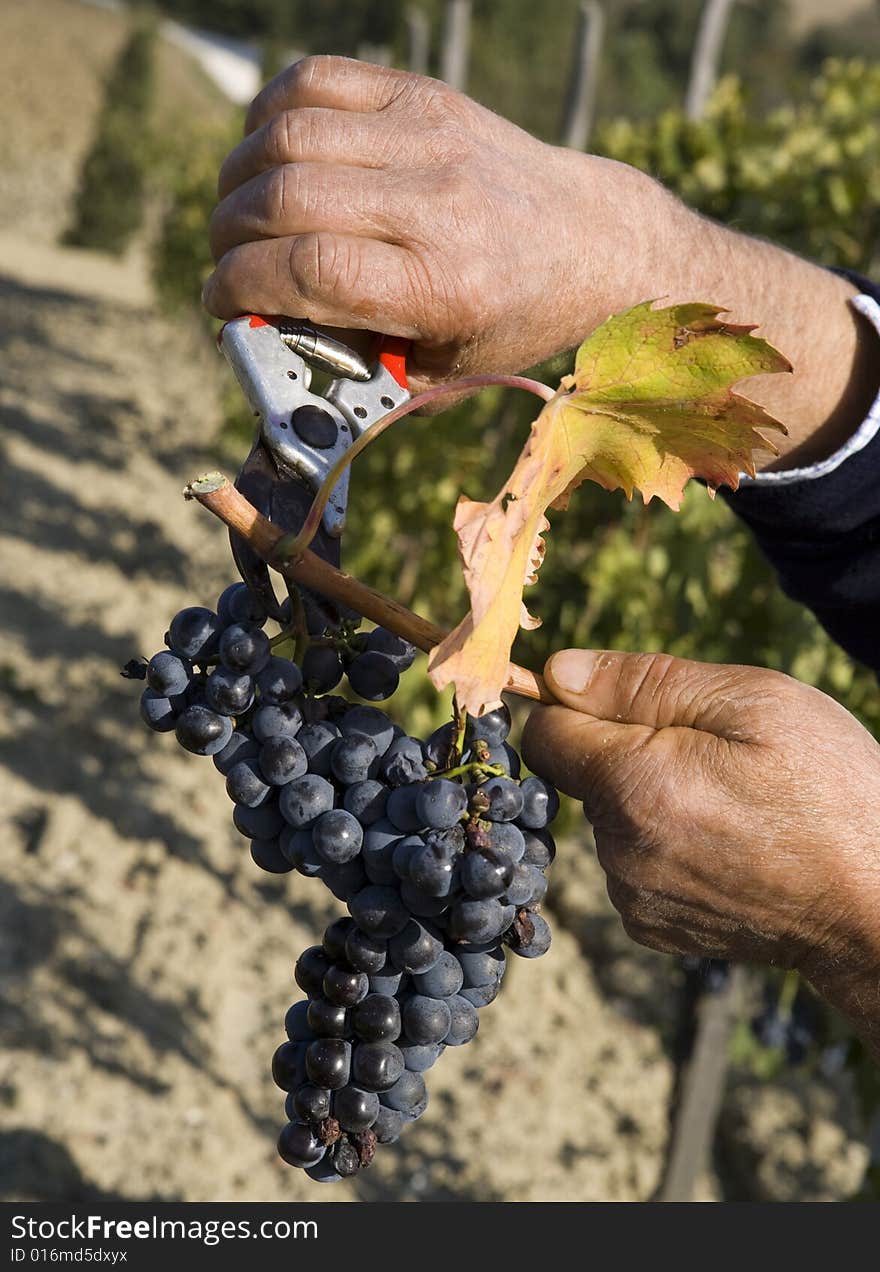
[583,157,880,469]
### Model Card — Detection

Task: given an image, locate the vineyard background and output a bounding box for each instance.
[1,0,878,1202]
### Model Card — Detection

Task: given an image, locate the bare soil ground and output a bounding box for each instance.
[0,0,871,1205]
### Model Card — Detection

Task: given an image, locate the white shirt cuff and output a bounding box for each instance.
[738,293,880,488]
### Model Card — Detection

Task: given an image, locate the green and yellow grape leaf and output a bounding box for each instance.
[428,300,790,715]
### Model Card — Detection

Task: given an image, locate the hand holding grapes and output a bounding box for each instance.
[522,649,880,1057]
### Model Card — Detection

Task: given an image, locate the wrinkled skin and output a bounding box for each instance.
[205,56,880,1052]
[203,55,668,393]
[522,650,880,1055]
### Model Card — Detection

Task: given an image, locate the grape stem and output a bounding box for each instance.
[184,472,553,705]
[274,374,556,561]
[428,761,506,782]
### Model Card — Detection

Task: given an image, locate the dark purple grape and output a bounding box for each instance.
[379,1069,426,1114]
[272,1041,307,1091]
[344,928,388,975]
[277,1120,325,1167]
[219,623,271,676]
[416,778,468,830]
[423,722,457,769]
[294,946,331,997]
[232,797,283,839]
[399,880,451,919]
[322,857,368,903]
[444,994,479,1045]
[279,774,335,827]
[460,848,514,900]
[284,1000,311,1041]
[347,651,399,702]
[304,1151,341,1183]
[140,688,178,733]
[465,704,511,748]
[348,885,409,938]
[217,582,268,629]
[397,1039,444,1072]
[175,704,233,756]
[302,645,343,693]
[381,736,428,787]
[506,910,552,958]
[343,780,388,825]
[364,627,416,671]
[147,650,192,697]
[340,705,396,756]
[296,721,341,776]
[447,897,510,944]
[226,758,272,808]
[256,656,303,704]
[307,997,348,1037]
[280,827,323,876]
[401,995,451,1046]
[252,700,303,743]
[480,776,525,822]
[409,831,461,897]
[322,917,355,962]
[250,837,294,873]
[372,1105,405,1144]
[386,784,425,833]
[305,1037,351,1090]
[205,666,254,716]
[259,735,308,785]
[330,734,378,787]
[388,919,443,975]
[293,1084,332,1123]
[168,607,221,662]
[502,862,548,908]
[313,809,363,865]
[212,729,259,775]
[518,775,560,829]
[334,1085,379,1132]
[361,819,402,885]
[352,993,401,1043]
[351,1041,405,1092]
[323,966,369,1008]
[412,951,464,999]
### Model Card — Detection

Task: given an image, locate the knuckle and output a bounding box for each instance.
[295,54,326,89]
[288,233,357,305]
[266,111,296,165]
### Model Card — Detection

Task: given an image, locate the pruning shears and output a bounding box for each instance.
[218,315,410,629]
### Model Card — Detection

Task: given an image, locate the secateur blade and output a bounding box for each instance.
[219,314,410,633]
[231,441,346,632]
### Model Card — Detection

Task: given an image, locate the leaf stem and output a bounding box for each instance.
[184,473,552,705]
[275,374,555,560]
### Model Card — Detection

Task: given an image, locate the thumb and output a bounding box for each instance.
[544,648,759,737]
[521,648,754,813]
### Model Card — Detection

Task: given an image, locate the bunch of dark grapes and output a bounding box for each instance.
[127,582,559,1183]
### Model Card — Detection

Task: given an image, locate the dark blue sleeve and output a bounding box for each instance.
[720,271,880,674]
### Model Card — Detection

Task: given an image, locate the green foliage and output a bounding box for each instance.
[153,122,241,311]
[64,17,157,255]
[596,60,880,274]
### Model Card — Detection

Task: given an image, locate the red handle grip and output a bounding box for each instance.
[376,336,410,390]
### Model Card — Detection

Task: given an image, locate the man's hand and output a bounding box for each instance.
[522,649,880,1052]
[202,55,669,392]
[204,55,877,465]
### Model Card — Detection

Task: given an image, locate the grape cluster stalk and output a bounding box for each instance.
[127,582,559,1183]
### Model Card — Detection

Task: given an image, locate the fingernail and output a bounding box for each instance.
[547,649,598,695]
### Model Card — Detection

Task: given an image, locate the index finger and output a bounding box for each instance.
[246,55,415,134]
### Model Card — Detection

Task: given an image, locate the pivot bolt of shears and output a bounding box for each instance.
[292,404,339,450]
